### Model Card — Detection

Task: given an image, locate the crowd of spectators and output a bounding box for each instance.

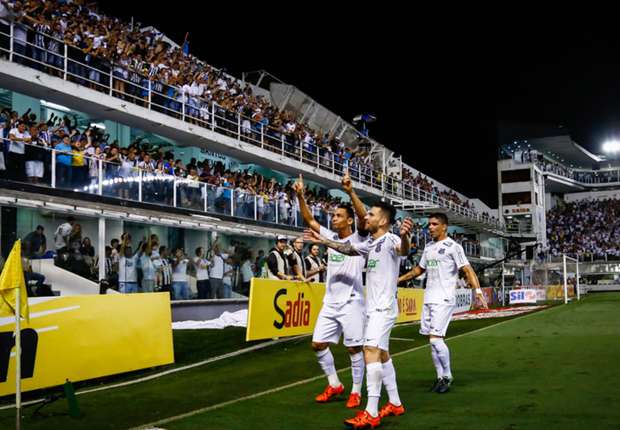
[547,198,620,261]
[0,106,346,226]
[505,146,620,185]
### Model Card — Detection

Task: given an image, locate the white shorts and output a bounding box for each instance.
[312,299,365,347]
[25,161,44,178]
[364,306,398,352]
[419,303,455,337]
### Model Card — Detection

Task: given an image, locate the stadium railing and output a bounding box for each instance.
[0,138,333,230]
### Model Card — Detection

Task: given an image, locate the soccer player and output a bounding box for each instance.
[306,201,414,429]
[294,171,368,409]
[398,212,488,394]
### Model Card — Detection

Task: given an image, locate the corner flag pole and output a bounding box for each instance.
[15,284,21,430]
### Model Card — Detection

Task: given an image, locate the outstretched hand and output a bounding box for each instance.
[304,228,322,244]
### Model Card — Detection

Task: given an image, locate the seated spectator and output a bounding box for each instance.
[22,225,47,258]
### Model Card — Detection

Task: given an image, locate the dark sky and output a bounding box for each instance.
[98,4,620,208]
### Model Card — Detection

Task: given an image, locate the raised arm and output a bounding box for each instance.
[399,217,414,256]
[342,170,367,232]
[304,229,360,256]
[293,174,321,232]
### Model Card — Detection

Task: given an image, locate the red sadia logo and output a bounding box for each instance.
[398,297,417,316]
[273,288,311,329]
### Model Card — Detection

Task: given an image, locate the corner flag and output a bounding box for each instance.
[0,240,29,321]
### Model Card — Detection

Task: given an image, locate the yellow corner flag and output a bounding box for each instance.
[0,240,29,321]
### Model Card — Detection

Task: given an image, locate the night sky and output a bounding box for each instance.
[99,4,620,208]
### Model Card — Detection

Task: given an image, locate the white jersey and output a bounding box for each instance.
[319,226,366,305]
[419,237,469,305]
[118,255,139,283]
[354,232,402,310]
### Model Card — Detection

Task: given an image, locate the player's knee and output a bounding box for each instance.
[312,341,328,351]
[363,346,381,363]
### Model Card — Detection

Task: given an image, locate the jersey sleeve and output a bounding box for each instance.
[451,243,470,269]
[419,247,428,269]
[390,234,402,257]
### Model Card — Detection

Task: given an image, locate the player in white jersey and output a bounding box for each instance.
[294,172,368,408]
[307,201,414,429]
[399,212,487,394]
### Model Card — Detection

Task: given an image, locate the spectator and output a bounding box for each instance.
[171,247,192,300]
[118,236,140,293]
[266,235,291,280]
[304,244,325,283]
[194,246,211,299]
[208,241,229,298]
[7,120,30,182]
[239,249,253,296]
[22,225,46,258]
[139,238,156,293]
[54,216,75,254]
[288,236,306,281]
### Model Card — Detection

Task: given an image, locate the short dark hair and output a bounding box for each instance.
[429,212,449,225]
[36,225,44,231]
[195,246,203,256]
[373,200,396,225]
[336,203,355,219]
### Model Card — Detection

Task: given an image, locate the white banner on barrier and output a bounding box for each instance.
[509,289,538,304]
[454,288,473,313]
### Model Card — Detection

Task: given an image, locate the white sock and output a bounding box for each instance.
[316,348,340,387]
[350,352,365,394]
[430,337,452,379]
[382,359,401,406]
[430,341,443,379]
[365,362,382,417]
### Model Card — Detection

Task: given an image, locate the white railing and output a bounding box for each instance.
[0,22,500,229]
[0,138,332,230]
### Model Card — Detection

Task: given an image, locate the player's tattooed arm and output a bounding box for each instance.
[398,265,425,283]
[304,229,360,256]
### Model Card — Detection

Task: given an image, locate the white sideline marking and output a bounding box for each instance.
[0,335,307,411]
[391,337,416,342]
[131,306,553,430]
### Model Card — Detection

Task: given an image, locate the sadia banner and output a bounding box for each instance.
[396,288,424,324]
[246,278,325,341]
[246,279,425,341]
[0,293,174,396]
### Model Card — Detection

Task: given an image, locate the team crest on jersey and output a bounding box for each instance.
[374,238,386,252]
[439,248,446,255]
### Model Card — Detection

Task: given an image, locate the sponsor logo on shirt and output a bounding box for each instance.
[330,254,346,263]
[443,242,453,247]
[367,259,379,269]
[427,259,439,268]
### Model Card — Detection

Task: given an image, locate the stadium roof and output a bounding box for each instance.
[527,135,614,169]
